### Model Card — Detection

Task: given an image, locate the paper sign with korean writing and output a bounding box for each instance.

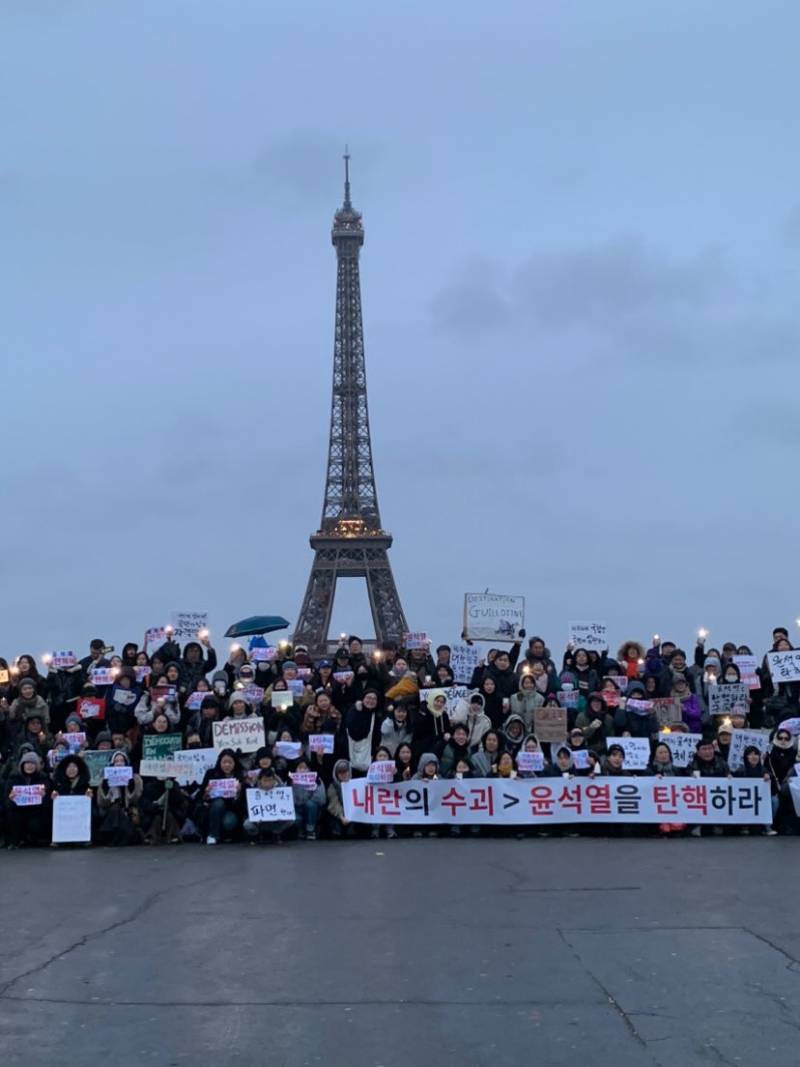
[733,656,760,690]
[658,731,702,769]
[342,778,771,825]
[171,748,217,785]
[289,771,318,790]
[516,751,545,772]
[403,632,430,650]
[212,718,265,753]
[607,737,650,770]
[767,650,800,684]
[568,622,608,652]
[449,644,481,685]
[170,611,209,643]
[139,759,184,779]
[308,734,335,754]
[249,647,274,662]
[727,729,771,772]
[145,627,168,648]
[572,750,591,770]
[103,766,133,786]
[89,668,116,687]
[626,698,654,717]
[64,732,87,751]
[51,651,77,668]
[240,685,265,705]
[207,778,239,799]
[366,760,396,783]
[10,784,46,806]
[271,690,294,710]
[185,691,209,711]
[246,786,296,822]
[52,795,92,842]
[333,671,354,684]
[708,683,749,717]
[463,593,525,642]
[77,697,105,721]
[274,740,303,759]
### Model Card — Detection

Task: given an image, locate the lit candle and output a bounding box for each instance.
[653,634,660,645]
[340,632,346,641]
[698,628,708,640]
[198,628,210,640]
[42,653,53,666]
[373,651,381,661]
[165,625,174,637]
[279,640,288,650]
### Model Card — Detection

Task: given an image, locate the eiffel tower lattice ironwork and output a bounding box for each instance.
[293,154,408,655]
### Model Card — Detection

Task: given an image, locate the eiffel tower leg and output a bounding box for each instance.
[293,551,336,653]
[364,548,408,647]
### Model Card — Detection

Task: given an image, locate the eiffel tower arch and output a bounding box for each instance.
[293,155,408,656]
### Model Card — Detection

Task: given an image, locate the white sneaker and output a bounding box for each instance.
[765,828,778,836]
[206,835,218,845]
[690,827,702,837]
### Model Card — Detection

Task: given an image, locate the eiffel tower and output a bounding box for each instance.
[293,154,408,655]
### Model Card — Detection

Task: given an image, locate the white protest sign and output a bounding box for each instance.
[420,685,470,717]
[274,740,302,759]
[171,748,218,785]
[403,632,430,650]
[767,650,800,684]
[185,691,209,711]
[144,627,167,648]
[572,750,591,770]
[249,646,274,662]
[367,760,396,783]
[449,644,481,684]
[170,611,209,643]
[626,698,654,716]
[246,786,295,822]
[64,732,87,750]
[271,690,294,710]
[207,778,239,799]
[568,621,609,652]
[212,718,265,753]
[103,766,133,787]
[52,795,92,843]
[708,683,749,717]
[658,731,702,769]
[333,671,354,684]
[134,665,152,684]
[463,593,525,642]
[89,668,116,686]
[608,737,651,770]
[10,784,45,806]
[51,651,77,669]
[308,734,335,754]
[733,655,760,690]
[728,729,771,772]
[289,771,318,790]
[286,679,305,699]
[516,751,545,773]
[138,759,183,779]
[240,685,265,705]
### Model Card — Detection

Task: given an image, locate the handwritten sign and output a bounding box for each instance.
[246,786,296,822]
[64,732,87,751]
[51,651,77,669]
[366,760,396,783]
[10,784,45,806]
[77,697,105,721]
[403,632,430,650]
[333,671,354,684]
[89,668,116,687]
[274,741,302,760]
[733,655,760,690]
[83,750,112,786]
[516,751,545,772]
[143,734,182,760]
[449,644,481,684]
[52,796,92,843]
[533,707,568,743]
[110,685,136,708]
[286,679,305,699]
[607,737,650,770]
[308,734,335,754]
[568,621,608,652]
[463,593,525,642]
[626,698,654,716]
[572,750,591,770]
[212,718,265,753]
[150,685,178,704]
[296,667,312,680]
[271,690,294,710]
[170,611,208,643]
[185,691,209,711]
[103,766,133,786]
[658,731,703,769]
[767,650,800,684]
[207,777,239,799]
[652,697,683,727]
[249,646,274,662]
[139,759,184,779]
[289,771,318,790]
[708,684,749,717]
[420,685,470,716]
[240,685,265,705]
[728,729,771,772]
[557,690,580,709]
[171,748,218,785]
[144,627,168,648]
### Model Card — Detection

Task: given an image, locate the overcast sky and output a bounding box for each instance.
[3,1,799,662]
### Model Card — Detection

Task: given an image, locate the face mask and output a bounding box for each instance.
[561,683,574,692]
[775,738,792,749]
[725,675,737,683]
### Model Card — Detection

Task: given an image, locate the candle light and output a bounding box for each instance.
[42,653,53,666]
[198,628,210,640]
[165,625,174,637]
[698,628,708,640]
[340,632,346,641]
[653,634,660,645]
[230,643,241,654]
[373,650,381,661]
[279,640,288,650]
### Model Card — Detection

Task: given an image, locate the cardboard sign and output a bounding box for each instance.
[77,697,105,721]
[103,766,133,786]
[449,644,481,685]
[767,650,800,684]
[207,777,239,799]
[83,750,112,786]
[366,760,396,783]
[270,690,294,710]
[733,655,760,690]
[657,731,703,769]
[289,771,318,790]
[10,784,46,806]
[708,684,749,717]
[52,795,92,843]
[171,748,218,786]
[568,621,608,652]
[89,668,116,687]
[533,707,567,743]
[728,729,771,772]
[246,786,296,822]
[403,632,430,650]
[308,734,335,754]
[516,751,545,772]
[652,697,683,727]
[274,741,302,760]
[51,651,77,669]
[212,718,265,753]
[463,593,525,642]
[143,733,182,760]
[608,737,650,770]
[170,610,208,643]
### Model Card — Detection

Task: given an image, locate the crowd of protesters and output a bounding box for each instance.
[1,624,799,849]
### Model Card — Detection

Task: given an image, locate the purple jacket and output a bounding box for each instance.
[680,693,703,733]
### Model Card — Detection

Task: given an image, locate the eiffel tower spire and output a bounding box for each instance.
[293,154,408,655]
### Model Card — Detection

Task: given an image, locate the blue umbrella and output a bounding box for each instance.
[224,615,290,639]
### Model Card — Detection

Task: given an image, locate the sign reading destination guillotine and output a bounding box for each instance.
[463,593,526,642]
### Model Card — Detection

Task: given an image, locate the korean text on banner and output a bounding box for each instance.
[463,593,525,642]
[246,787,296,822]
[568,622,608,652]
[170,611,209,643]
[52,795,92,842]
[212,718,265,753]
[342,778,770,826]
[767,650,800,684]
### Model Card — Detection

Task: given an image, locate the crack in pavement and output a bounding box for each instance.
[1,995,596,1008]
[0,871,228,999]
[743,926,800,969]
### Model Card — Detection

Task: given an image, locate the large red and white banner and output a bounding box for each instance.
[342,777,770,825]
